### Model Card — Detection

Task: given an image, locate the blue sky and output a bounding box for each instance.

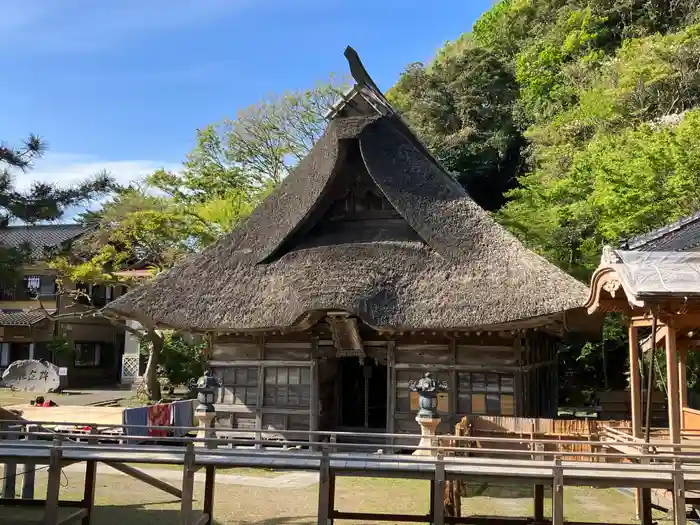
[2,0,494,194]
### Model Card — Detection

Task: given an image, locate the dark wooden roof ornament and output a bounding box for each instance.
[326,312,365,358]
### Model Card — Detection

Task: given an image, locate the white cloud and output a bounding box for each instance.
[15,152,179,191]
[12,152,181,219]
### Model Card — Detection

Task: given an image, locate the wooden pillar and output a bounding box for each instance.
[433,460,445,525]
[22,425,36,499]
[82,460,97,525]
[317,448,331,525]
[629,324,645,520]
[203,465,216,525]
[666,324,681,447]
[180,443,196,525]
[533,484,544,523]
[673,460,686,525]
[551,458,564,525]
[310,344,319,448]
[679,348,688,412]
[43,439,63,525]
[629,325,642,438]
[387,341,396,448]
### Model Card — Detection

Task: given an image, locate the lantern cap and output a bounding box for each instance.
[196,369,221,390]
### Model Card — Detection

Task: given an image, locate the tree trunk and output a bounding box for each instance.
[145,330,163,401]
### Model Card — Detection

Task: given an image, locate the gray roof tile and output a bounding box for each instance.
[0,224,87,259]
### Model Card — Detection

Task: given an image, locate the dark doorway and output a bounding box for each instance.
[339,356,387,429]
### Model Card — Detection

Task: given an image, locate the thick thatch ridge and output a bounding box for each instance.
[106,115,589,332]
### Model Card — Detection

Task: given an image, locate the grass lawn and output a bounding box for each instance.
[1,466,673,525]
[125,463,282,477]
[0,389,65,407]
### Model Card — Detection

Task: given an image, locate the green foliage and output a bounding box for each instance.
[47,337,72,359]
[0,135,114,285]
[388,46,523,210]
[387,0,700,397]
[501,24,700,277]
[141,333,207,387]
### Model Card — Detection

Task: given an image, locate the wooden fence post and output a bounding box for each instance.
[2,424,18,499]
[22,424,36,499]
[433,454,445,525]
[552,457,564,525]
[673,459,686,525]
[181,443,196,525]
[317,447,331,525]
[43,437,63,525]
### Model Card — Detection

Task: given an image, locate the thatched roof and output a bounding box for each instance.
[106,50,589,333]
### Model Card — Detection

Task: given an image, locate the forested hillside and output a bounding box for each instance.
[389,0,700,279]
[388,1,700,400]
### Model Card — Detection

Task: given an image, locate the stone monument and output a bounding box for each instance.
[409,372,448,456]
[2,360,61,393]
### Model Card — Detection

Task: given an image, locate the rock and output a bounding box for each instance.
[2,360,61,393]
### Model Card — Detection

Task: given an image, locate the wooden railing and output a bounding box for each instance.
[1,419,699,525]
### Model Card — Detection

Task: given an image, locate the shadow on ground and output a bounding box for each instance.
[91,505,316,525]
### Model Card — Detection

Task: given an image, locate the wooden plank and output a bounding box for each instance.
[203,466,216,525]
[628,326,642,438]
[81,461,96,525]
[310,346,319,447]
[328,471,336,521]
[317,450,331,525]
[211,342,261,361]
[640,488,653,525]
[552,460,564,525]
[180,444,196,525]
[449,339,457,427]
[666,325,681,447]
[2,458,16,499]
[22,426,37,499]
[42,441,63,525]
[533,484,544,522]
[433,461,445,525]
[255,364,264,448]
[209,360,311,368]
[388,341,396,446]
[103,462,183,498]
[673,463,686,525]
[679,348,688,410]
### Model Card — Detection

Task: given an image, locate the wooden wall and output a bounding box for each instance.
[209,329,561,444]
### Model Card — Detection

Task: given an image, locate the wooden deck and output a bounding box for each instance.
[1,421,697,525]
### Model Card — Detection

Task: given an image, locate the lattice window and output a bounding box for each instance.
[218,367,258,405]
[458,373,514,416]
[263,367,311,408]
[122,355,140,379]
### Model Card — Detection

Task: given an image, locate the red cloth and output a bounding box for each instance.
[41,401,53,407]
[147,404,172,437]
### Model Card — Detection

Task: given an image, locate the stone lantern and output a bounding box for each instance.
[409,372,448,456]
[194,370,221,448]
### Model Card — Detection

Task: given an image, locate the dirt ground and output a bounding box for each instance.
[1,465,674,525]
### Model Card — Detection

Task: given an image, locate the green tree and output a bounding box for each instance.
[0,134,113,283]
[49,187,207,400]
[388,46,523,210]
[149,77,346,203]
[142,333,207,389]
